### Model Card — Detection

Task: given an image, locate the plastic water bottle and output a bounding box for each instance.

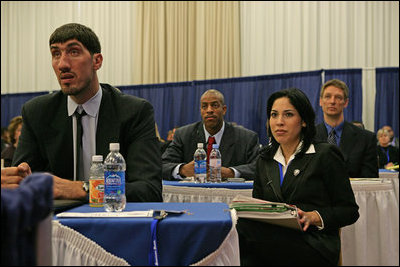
[194,143,207,183]
[104,143,126,212]
[209,144,222,183]
[89,155,104,207]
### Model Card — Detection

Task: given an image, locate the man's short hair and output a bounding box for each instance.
[49,23,101,55]
[200,89,225,105]
[320,79,349,100]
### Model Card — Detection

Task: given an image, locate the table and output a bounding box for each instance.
[379,169,399,179]
[163,179,399,266]
[52,202,240,266]
[341,179,399,266]
[162,181,252,203]
[379,170,399,202]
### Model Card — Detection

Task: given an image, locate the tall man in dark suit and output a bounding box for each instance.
[162,89,260,180]
[7,23,162,202]
[315,79,378,178]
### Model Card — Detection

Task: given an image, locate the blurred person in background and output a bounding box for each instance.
[377,128,399,169]
[1,127,10,152]
[351,120,365,130]
[382,125,399,149]
[1,116,23,167]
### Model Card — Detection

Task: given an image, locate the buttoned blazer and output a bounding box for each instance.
[253,142,359,261]
[13,83,162,202]
[161,121,260,180]
[315,121,378,178]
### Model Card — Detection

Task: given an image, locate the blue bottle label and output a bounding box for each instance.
[104,171,125,195]
[195,160,207,174]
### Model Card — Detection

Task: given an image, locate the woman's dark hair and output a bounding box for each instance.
[262,87,316,158]
[49,23,101,55]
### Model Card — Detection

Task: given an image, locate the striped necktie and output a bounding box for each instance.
[328,129,337,146]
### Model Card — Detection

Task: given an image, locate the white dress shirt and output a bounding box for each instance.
[67,86,102,181]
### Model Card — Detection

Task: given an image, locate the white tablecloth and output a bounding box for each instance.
[163,179,399,266]
[163,185,252,203]
[341,179,399,266]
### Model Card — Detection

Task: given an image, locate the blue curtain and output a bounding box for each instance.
[1,92,47,128]
[320,69,363,125]
[375,67,399,136]
[120,71,321,145]
[192,71,322,145]
[0,68,379,145]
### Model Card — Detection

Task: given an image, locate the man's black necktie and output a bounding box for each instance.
[328,129,337,146]
[75,109,86,180]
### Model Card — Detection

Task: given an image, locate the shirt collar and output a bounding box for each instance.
[203,121,225,145]
[324,120,344,137]
[67,85,102,117]
[273,140,315,166]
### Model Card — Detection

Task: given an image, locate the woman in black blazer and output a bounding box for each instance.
[237,88,359,266]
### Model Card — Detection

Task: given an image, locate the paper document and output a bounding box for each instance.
[350,178,384,184]
[56,210,154,218]
[230,195,302,231]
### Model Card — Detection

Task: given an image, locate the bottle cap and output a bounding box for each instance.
[92,155,103,162]
[110,143,120,151]
[197,143,204,148]
[212,144,219,149]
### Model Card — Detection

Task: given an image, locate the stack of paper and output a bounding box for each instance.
[230,195,302,231]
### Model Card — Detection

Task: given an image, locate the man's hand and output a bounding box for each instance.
[221,167,234,178]
[1,162,32,189]
[53,175,87,200]
[179,161,195,177]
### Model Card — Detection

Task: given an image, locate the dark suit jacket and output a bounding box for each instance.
[12,83,162,202]
[245,142,359,265]
[161,121,260,180]
[315,121,378,178]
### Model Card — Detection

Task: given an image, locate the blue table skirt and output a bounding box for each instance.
[55,202,232,266]
[163,180,253,189]
[379,168,399,173]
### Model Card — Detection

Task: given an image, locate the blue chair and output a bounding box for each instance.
[1,173,53,266]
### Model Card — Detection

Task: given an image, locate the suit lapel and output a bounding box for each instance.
[315,123,328,141]
[46,95,74,178]
[281,153,313,203]
[96,86,120,158]
[194,122,206,145]
[220,122,234,165]
[339,122,355,162]
[263,160,284,202]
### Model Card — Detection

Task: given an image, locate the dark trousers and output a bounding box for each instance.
[237,218,337,266]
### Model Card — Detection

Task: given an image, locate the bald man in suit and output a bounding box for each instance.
[162,89,260,180]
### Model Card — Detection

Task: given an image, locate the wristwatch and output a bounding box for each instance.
[82,181,89,193]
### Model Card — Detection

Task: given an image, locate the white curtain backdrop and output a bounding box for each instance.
[240,1,399,75]
[239,1,398,131]
[1,1,138,94]
[1,1,399,131]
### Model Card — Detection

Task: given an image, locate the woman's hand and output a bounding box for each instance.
[297,208,322,231]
